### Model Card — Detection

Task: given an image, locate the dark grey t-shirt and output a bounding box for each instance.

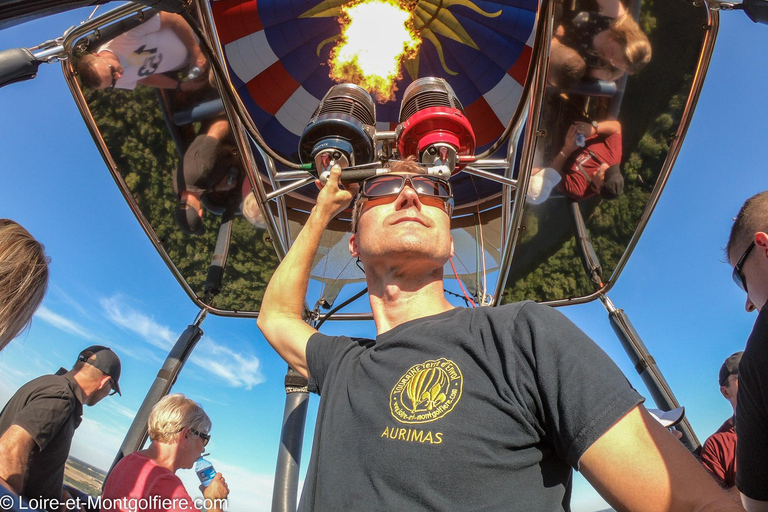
[0,372,83,506]
[301,302,642,511]
[736,303,768,500]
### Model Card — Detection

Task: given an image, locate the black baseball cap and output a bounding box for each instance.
[718,351,743,386]
[600,164,624,199]
[78,345,122,395]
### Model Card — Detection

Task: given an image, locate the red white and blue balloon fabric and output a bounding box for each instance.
[211,0,536,205]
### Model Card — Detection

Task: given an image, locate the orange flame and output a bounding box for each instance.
[330,0,421,102]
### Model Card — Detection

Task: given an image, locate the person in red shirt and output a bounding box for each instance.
[554,120,624,201]
[103,394,229,512]
[528,120,624,204]
[700,352,742,499]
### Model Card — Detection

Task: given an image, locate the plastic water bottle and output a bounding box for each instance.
[188,66,202,80]
[575,133,586,147]
[195,457,216,487]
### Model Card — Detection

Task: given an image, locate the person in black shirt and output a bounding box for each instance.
[0,346,122,508]
[258,160,742,511]
[726,190,768,511]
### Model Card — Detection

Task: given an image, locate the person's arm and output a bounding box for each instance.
[580,405,744,512]
[257,165,356,378]
[201,473,229,512]
[0,425,37,494]
[159,12,207,71]
[574,120,621,137]
[135,73,207,91]
[549,124,579,180]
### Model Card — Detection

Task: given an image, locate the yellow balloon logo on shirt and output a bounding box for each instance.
[390,358,463,424]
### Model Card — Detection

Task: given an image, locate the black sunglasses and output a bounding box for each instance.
[108,378,119,396]
[106,63,119,89]
[732,241,755,292]
[189,428,211,447]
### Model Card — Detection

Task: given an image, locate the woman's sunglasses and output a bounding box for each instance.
[190,428,211,447]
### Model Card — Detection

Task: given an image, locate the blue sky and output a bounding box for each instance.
[0,4,767,512]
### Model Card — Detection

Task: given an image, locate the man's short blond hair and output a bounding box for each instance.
[727,190,768,263]
[147,393,212,443]
[0,219,49,349]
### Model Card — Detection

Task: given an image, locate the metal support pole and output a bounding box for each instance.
[107,310,207,477]
[204,214,234,301]
[599,294,700,451]
[272,367,309,512]
[568,200,603,289]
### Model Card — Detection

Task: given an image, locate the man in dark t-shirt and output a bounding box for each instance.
[726,190,768,511]
[0,346,122,509]
[258,160,742,511]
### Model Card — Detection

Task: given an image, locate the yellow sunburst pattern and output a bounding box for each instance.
[301,0,502,99]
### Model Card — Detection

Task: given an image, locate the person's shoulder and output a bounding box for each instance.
[496,300,563,320]
[475,300,534,316]
[18,373,74,400]
[114,451,150,469]
[469,302,578,340]
[467,301,564,325]
[717,416,735,433]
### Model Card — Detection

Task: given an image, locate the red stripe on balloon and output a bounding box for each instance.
[464,96,504,147]
[508,45,532,85]
[212,0,263,46]
[246,61,300,115]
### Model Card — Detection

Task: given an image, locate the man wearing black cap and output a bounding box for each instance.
[700,351,742,497]
[172,119,242,236]
[0,345,121,507]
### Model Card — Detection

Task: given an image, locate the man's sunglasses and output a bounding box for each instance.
[190,428,211,447]
[107,63,119,89]
[732,240,755,292]
[358,174,453,212]
[108,378,119,396]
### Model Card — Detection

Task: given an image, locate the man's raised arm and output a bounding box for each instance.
[257,165,357,378]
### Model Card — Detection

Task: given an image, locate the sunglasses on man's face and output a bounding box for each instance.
[190,428,211,447]
[732,240,756,292]
[106,63,119,89]
[358,174,453,212]
[108,378,119,396]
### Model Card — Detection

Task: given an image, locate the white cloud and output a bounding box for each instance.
[190,339,265,389]
[100,400,138,421]
[49,284,91,319]
[36,306,97,341]
[100,296,176,350]
[100,296,264,390]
